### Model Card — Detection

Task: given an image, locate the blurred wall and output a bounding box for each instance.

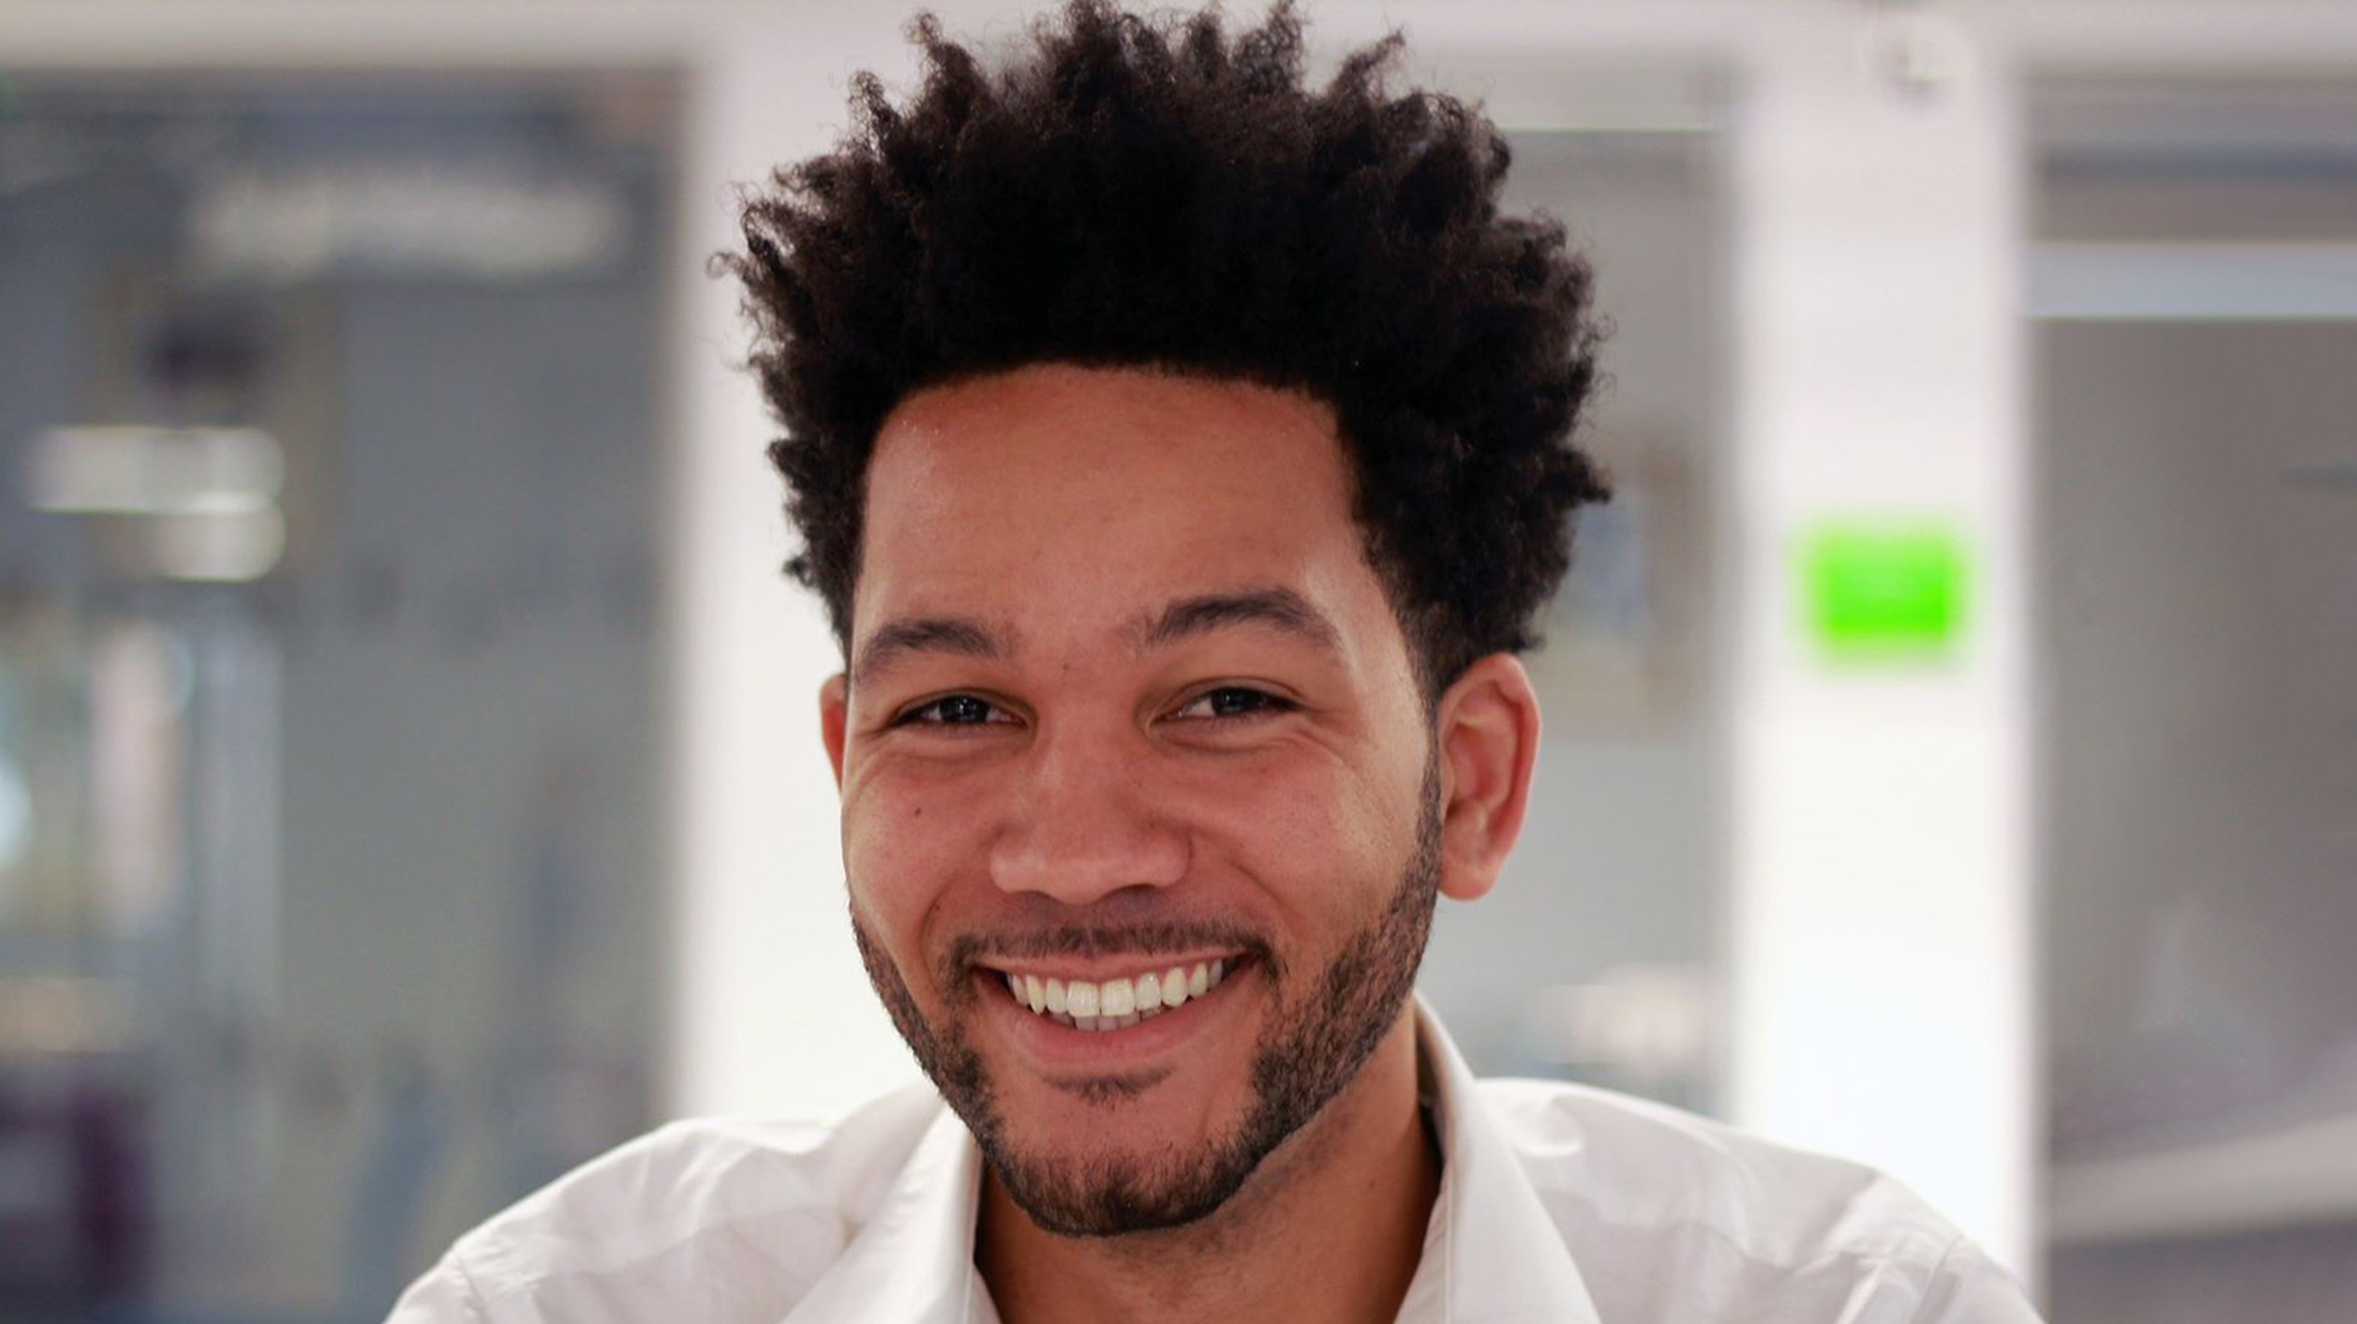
[10,5,2356,1315]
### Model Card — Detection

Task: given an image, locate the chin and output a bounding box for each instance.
[984,1121,1274,1238]
[994,1061,1243,1168]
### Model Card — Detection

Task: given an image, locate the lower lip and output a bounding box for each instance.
[982,963,1254,1072]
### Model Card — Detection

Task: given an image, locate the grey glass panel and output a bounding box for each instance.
[0,71,675,1321]
[1417,118,1730,1117]
[2034,77,2357,1324]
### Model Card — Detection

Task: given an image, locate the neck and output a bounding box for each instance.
[974,1008,1439,1324]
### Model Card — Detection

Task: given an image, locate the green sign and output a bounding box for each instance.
[1801,522,1970,660]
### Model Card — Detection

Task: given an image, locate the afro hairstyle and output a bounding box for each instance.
[721,0,1609,702]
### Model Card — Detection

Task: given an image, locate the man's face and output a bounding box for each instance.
[823,364,1442,1236]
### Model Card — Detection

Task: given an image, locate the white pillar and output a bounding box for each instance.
[662,14,925,1120]
[1727,9,2034,1278]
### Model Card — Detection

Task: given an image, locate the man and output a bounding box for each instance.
[393,3,2041,1320]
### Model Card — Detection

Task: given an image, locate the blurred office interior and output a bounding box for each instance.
[0,2,2350,1320]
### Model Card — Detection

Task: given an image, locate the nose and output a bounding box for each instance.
[988,716,1188,906]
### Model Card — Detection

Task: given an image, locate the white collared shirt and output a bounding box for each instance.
[390,1001,2040,1323]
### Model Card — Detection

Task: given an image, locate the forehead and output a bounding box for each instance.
[855,364,1376,635]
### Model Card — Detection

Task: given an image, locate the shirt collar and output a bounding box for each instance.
[782,996,1597,1324]
[1395,997,1601,1323]
[780,1100,995,1324]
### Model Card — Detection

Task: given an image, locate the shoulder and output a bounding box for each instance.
[389,1083,945,1324]
[1472,1078,2040,1322]
[1474,1077,1956,1262]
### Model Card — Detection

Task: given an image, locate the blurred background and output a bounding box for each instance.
[0,2,2350,1321]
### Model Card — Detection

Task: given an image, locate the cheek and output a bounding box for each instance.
[1176,754,1407,918]
[842,772,989,959]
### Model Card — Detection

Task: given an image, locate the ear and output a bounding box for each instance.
[1431,653,1541,903]
[819,672,850,790]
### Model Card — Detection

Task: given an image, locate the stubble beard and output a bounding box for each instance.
[848,757,1444,1238]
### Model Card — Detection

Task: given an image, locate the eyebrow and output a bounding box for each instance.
[850,616,1005,690]
[849,586,1343,691]
[1131,586,1344,656]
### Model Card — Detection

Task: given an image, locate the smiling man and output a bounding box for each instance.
[391,3,2040,1321]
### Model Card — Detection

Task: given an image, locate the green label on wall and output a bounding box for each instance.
[1801,522,1970,660]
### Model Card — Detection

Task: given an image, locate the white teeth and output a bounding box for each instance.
[999,959,1237,1028]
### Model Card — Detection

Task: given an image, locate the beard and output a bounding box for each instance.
[848,754,1444,1239]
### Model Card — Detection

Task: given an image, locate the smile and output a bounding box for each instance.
[992,959,1233,1032]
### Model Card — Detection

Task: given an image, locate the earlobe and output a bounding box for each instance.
[819,673,850,789]
[1433,654,1541,903]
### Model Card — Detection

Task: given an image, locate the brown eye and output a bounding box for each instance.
[898,694,1008,727]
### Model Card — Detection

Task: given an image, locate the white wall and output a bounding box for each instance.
[660,13,928,1128]
[1724,5,2033,1271]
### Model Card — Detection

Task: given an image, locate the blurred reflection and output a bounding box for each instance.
[2034,77,2357,1324]
[0,74,673,1320]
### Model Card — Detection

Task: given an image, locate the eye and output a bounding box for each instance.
[894,694,1016,728]
[1171,686,1296,722]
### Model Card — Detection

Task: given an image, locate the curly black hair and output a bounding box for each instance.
[721,0,1609,702]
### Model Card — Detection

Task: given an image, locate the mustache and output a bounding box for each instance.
[943,921,1275,980]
